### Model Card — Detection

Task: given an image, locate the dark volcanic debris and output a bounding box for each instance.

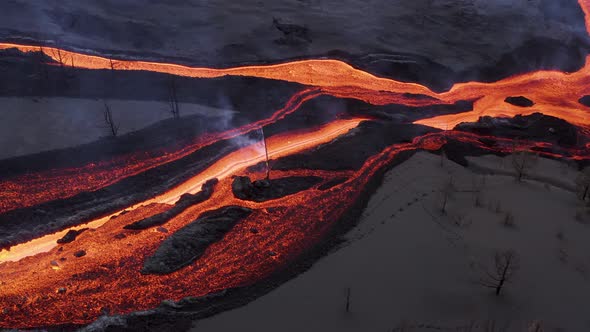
[505,96,534,107]
[73,250,86,257]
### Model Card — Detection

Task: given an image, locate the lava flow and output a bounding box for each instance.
[0,87,323,215]
[1,0,590,329]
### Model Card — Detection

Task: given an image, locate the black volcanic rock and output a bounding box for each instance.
[124,179,218,230]
[142,206,252,275]
[73,250,86,257]
[505,96,534,107]
[580,95,590,107]
[455,113,578,147]
[343,98,474,123]
[232,176,323,202]
[56,228,88,244]
[273,121,438,171]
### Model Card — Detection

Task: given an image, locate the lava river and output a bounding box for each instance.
[1,0,590,328]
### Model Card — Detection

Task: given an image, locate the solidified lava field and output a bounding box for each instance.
[1,1,590,331]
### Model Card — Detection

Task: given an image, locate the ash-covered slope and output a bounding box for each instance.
[1,0,589,90]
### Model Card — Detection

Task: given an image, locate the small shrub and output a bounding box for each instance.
[494,201,502,214]
[558,248,568,264]
[502,212,515,228]
[474,194,483,208]
[451,213,472,228]
[575,209,588,224]
[556,229,565,241]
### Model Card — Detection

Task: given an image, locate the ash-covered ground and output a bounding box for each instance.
[0,0,589,90]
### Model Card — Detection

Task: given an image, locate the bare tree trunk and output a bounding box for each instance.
[495,261,511,296]
[103,101,119,137]
[479,250,519,296]
[168,79,180,119]
[38,47,49,80]
[56,49,64,68]
[345,287,351,312]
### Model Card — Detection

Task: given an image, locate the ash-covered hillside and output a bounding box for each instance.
[0,0,589,90]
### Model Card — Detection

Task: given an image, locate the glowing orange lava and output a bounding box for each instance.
[1,0,590,328]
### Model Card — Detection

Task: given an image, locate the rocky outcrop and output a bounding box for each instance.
[56,228,88,244]
[141,206,252,275]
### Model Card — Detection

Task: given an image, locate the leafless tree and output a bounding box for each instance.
[575,167,590,203]
[103,101,119,137]
[527,321,545,332]
[35,46,49,81]
[168,78,180,119]
[345,287,351,313]
[511,150,537,182]
[53,46,73,85]
[440,149,447,168]
[479,250,519,296]
[439,177,455,215]
[56,48,65,69]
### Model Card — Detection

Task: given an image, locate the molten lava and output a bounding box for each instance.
[1,0,590,328]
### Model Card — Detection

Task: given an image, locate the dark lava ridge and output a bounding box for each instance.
[232,176,323,202]
[124,179,218,230]
[455,113,579,147]
[142,206,252,275]
[56,228,88,244]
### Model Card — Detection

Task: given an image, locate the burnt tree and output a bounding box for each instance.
[345,287,351,313]
[168,78,180,119]
[576,168,590,203]
[439,176,455,215]
[103,101,119,137]
[511,150,537,182]
[479,250,520,296]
